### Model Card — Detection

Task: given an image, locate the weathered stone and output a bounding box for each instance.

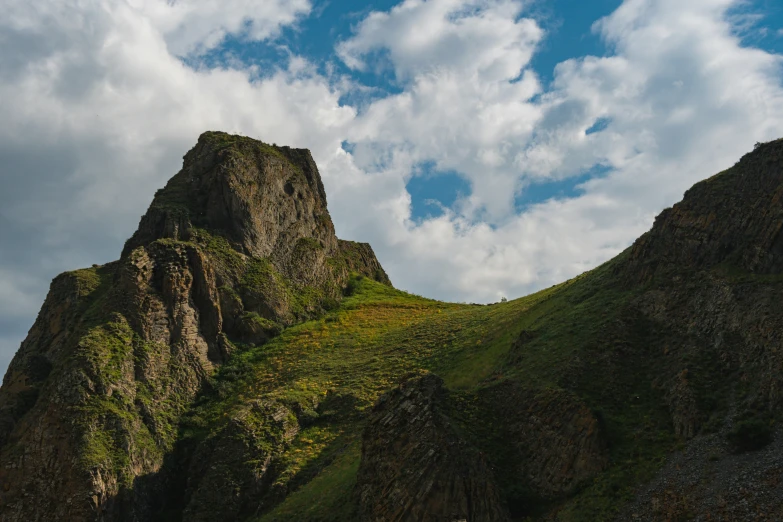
[479,383,609,501]
[356,374,510,522]
[122,132,337,262]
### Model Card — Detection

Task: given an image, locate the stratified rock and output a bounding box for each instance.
[356,374,510,522]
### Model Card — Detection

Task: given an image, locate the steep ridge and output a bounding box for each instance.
[1,136,783,521]
[0,132,389,521]
[607,139,783,520]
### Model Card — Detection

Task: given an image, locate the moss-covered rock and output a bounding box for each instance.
[0,132,391,522]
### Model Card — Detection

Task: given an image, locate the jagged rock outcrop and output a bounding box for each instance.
[123,131,390,326]
[0,132,390,521]
[122,133,335,262]
[356,374,510,522]
[4,133,783,522]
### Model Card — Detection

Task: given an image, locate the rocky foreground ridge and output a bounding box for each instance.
[1,135,783,521]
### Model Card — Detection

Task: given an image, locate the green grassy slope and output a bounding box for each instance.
[164,140,783,520]
[183,274,552,518]
[176,249,682,521]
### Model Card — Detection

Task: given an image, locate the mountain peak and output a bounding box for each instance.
[122,131,335,260]
[5,136,783,521]
[0,132,390,521]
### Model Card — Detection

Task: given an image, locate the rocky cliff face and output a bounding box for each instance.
[603,140,783,520]
[624,139,783,280]
[0,132,390,521]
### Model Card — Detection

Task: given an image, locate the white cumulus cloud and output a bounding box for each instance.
[129,0,312,56]
[0,0,782,375]
[329,0,783,301]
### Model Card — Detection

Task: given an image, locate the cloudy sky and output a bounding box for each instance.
[1,0,783,373]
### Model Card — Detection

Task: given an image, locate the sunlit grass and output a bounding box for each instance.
[182,254,683,520]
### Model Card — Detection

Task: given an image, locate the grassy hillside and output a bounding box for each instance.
[4,137,782,522]
[174,248,683,521]
[183,272,548,518]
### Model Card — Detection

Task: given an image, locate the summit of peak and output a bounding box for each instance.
[122,132,333,260]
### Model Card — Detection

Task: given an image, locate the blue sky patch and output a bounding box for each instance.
[527,0,622,86]
[198,0,781,220]
[586,117,612,135]
[728,0,783,55]
[187,0,405,103]
[406,164,472,221]
[515,164,612,212]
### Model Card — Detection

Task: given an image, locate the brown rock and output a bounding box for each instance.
[122,132,337,262]
[356,374,510,522]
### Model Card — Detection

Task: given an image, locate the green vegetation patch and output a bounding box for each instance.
[181,275,549,518]
[76,316,134,384]
[203,254,683,520]
[66,266,104,297]
[257,441,362,522]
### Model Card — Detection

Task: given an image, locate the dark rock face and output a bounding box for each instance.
[600,139,783,519]
[615,142,783,429]
[0,132,390,522]
[356,374,510,522]
[479,384,609,501]
[624,138,783,282]
[610,267,783,519]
